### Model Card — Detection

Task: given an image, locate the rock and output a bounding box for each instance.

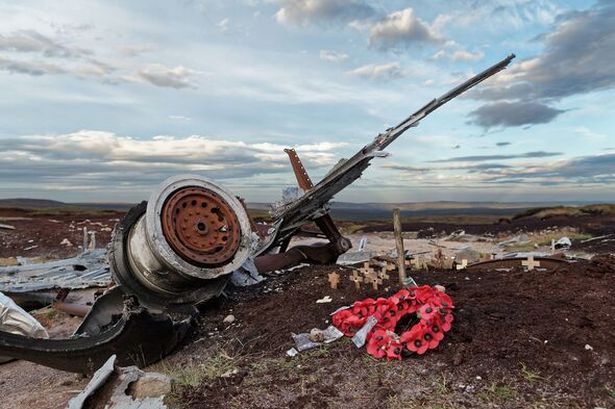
[585,344,594,351]
[220,369,239,378]
[129,372,172,399]
[60,238,73,247]
[223,314,236,324]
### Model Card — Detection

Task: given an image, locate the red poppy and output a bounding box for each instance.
[386,341,403,360]
[429,322,445,341]
[435,312,454,332]
[418,304,438,322]
[434,291,454,309]
[366,328,389,359]
[422,327,441,349]
[403,324,429,355]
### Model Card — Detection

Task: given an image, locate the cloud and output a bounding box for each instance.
[275,0,375,26]
[0,30,87,58]
[347,62,404,80]
[0,130,347,193]
[0,56,66,76]
[483,153,615,185]
[469,2,615,127]
[319,50,349,63]
[429,151,562,163]
[136,64,196,89]
[469,101,565,128]
[368,8,441,50]
[433,49,484,62]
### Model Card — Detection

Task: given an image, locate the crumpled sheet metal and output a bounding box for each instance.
[0,249,111,293]
[0,300,193,373]
[68,354,171,409]
[0,291,48,363]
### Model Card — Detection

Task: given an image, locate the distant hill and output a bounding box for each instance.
[1,198,612,221]
[0,198,133,211]
[0,198,70,209]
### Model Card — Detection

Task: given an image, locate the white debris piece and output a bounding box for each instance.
[291,325,344,352]
[60,238,73,247]
[352,315,379,348]
[0,291,49,363]
[554,237,572,250]
[316,295,332,304]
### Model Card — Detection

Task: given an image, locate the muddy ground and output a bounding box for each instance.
[0,208,122,260]
[1,210,614,408]
[158,257,615,409]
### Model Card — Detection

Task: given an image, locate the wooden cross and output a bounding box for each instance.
[365,270,383,291]
[411,257,424,270]
[522,256,541,271]
[455,259,468,270]
[433,249,445,269]
[378,266,390,281]
[328,272,340,289]
[349,270,363,289]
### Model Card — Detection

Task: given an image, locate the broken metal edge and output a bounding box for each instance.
[0,302,193,374]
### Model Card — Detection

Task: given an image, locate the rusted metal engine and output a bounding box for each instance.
[110,176,255,310]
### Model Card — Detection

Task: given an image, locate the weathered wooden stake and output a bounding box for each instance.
[393,208,407,286]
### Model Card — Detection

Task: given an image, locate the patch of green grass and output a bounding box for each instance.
[153,348,238,388]
[520,362,544,383]
[386,395,455,409]
[433,374,450,395]
[478,382,517,404]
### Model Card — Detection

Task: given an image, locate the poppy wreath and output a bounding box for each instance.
[332,285,454,360]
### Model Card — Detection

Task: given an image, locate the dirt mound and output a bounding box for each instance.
[174,257,615,408]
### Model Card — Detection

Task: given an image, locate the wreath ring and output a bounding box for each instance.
[332,285,454,360]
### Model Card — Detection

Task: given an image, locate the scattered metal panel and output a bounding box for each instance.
[68,354,171,409]
[0,249,111,293]
[0,298,194,373]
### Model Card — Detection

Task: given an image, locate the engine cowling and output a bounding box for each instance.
[109,175,254,311]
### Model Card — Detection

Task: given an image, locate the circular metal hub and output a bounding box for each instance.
[161,187,242,267]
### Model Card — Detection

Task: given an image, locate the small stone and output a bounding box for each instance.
[129,373,172,399]
[223,315,235,324]
[475,376,482,380]
[434,285,446,293]
[220,369,239,378]
[585,344,594,351]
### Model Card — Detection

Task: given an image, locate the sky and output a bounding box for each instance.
[0,0,613,204]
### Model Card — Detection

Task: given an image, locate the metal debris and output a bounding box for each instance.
[352,315,379,348]
[0,249,110,293]
[0,295,194,373]
[291,325,343,352]
[0,223,15,230]
[68,354,172,409]
[0,291,49,363]
[554,236,572,250]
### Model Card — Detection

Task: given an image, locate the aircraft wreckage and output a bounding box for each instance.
[0,54,516,373]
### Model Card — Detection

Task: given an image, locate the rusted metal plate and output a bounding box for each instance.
[161,186,241,267]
